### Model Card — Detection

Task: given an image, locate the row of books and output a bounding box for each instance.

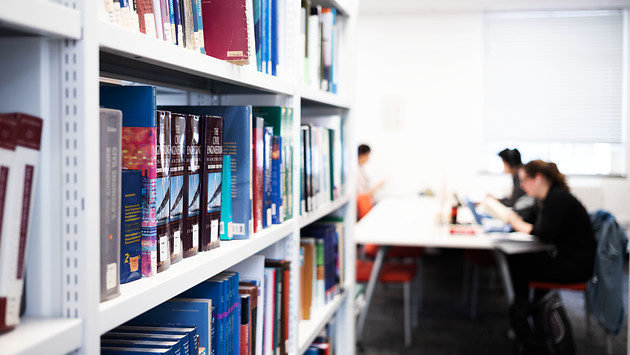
[101,0,290,77]
[300,117,344,216]
[0,113,43,333]
[99,85,297,301]
[300,2,340,93]
[299,218,345,321]
[101,255,290,355]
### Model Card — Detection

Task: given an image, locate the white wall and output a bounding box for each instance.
[355,12,630,225]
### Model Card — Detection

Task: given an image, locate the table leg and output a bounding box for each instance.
[356,245,390,344]
[493,249,514,304]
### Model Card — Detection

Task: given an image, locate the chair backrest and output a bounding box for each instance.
[357,193,373,220]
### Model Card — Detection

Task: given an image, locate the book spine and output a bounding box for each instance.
[194,0,205,54]
[170,114,186,264]
[137,0,157,37]
[120,170,143,284]
[183,115,201,258]
[201,116,223,251]
[252,116,264,233]
[100,109,122,302]
[160,0,172,42]
[271,136,282,225]
[156,111,172,273]
[220,155,233,241]
[168,0,177,44]
[262,126,273,228]
[172,0,184,46]
[181,0,195,50]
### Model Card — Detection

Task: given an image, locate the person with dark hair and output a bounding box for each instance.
[504,160,597,349]
[495,148,538,223]
[357,144,384,219]
[497,148,525,207]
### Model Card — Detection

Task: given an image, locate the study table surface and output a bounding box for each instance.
[354,196,549,344]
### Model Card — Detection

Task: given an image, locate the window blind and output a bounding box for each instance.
[483,10,624,144]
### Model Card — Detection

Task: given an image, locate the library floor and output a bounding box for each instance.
[358,249,628,355]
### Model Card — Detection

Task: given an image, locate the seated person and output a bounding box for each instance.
[505,160,596,346]
[357,144,385,220]
[497,148,538,223]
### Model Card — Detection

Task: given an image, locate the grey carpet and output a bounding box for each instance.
[358,249,628,355]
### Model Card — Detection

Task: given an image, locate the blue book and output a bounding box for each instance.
[157,106,253,239]
[101,349,171,355]
[220,155,233,241]
[102,332,189,355]
[179,279,225,355]
[270,0,277,76]
[253,0,262,72]
[271,136,282,224]
[262,0,271,74]
[262,127,273,228]
[220,271,240,355]
[113,325,197,355]
[168,0,177,44]
[120,170,142,284]
[193,0,205,54]
[100,339,179,355]
[128,299,208,354]
[101,85,158,278]
[172,0,183,46]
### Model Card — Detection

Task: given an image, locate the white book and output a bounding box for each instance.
[0,113,42,329]
[263,267,275,355]
[480,196,512,223]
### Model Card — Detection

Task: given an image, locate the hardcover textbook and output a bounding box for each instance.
[201,0,251,64]
[121,170,143,284]
[200,115,223,251]
[156,110,171,273]
[101,85,158,277]
[100,108,122,301]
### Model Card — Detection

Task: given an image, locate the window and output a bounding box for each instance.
[483,10,626,176]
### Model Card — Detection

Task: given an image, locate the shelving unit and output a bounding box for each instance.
[0,0,358,354]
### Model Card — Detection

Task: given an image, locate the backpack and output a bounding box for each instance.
[534,292,575,355]
[510,292,575,355]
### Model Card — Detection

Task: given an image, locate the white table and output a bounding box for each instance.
[354,196,549,344]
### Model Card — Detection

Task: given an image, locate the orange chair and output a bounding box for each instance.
[357,193,373,220]
[356,259,418,346]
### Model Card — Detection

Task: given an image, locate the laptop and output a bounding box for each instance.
[464,197,512,233]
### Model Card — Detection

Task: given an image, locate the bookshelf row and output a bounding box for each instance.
[0,0,358,353]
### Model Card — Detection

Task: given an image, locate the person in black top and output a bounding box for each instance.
[497,148,538,223]
[505,160,597,348]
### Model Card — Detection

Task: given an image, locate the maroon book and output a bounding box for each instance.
[200,115,223,251]
[156,110,171,273]
[201,0,250,64]
[183,114,201,258]
[0,113,42,331]
[169,113,186,264]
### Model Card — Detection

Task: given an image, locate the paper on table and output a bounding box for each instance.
[488,232,537,243]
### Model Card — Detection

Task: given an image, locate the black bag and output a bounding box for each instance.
[510,292,575,355]
[534,292,575,355]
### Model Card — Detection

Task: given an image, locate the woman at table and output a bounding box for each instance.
[505,160,596,345]
[497,148,538,223]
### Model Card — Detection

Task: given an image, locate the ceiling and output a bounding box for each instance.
[358,0,630,15]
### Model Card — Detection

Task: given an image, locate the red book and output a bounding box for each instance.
[201,0,250,64]
[137,0,157,38]
[252,116,264,233]
[0,113,42,331]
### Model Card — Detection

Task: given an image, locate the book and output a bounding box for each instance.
[480,196,512,223]
[101,85,158,277]
[0,113,42,330]
[172,0,184,46]
[178,278,225,355]
[100,339,179,353]
[180,0,195,50]
[100,108,122,302]
[183,114,201,258]
[252,116,264,233]
[156,111,171,273]
[103,331,190,354]
[192,0,205,53]
[0,115,17,321]
[239,294,251,355]
[137,0,158,38]
[220,155,233,241]
[264,259,290,355]
[151,0,164,40]
[299,238,314,320]
[200,115,223,251]
[230,255,264,355]
[253,0,262,72]
[270,136,283,224]
[101,347,172,354]
[262,126,273,229]
[169,113,186,264]
[157,105,253,240]
[120,170,143,284]
[201,0,251,64]
[262,267,275,355]
[129,298,210,353]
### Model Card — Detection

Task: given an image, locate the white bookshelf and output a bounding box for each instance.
[297,291,348,354]
[0,0,81,39]
[0,0,357,354]
[0,317,83,354]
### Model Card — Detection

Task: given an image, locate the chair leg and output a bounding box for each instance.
[606,334,612,355]
[461,259,471,305]
[404,282,412,346]
[470,265,479,319]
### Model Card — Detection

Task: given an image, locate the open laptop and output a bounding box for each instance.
[464,197,512,233]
